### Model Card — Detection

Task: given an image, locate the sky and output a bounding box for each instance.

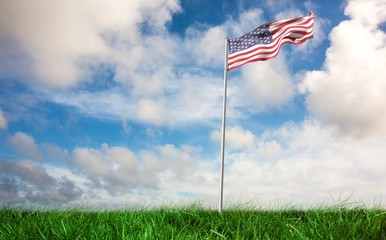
[0,0,386,209]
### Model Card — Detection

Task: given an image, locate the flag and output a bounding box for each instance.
[227,12,314,71]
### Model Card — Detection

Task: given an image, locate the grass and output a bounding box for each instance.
[0,204,385,239]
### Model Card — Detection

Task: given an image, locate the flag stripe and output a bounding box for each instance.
[228,15,313,61]
[228,29,313,70]
[228,36,312,70]
[228,12,314,71]
[271,17,314,37]
[229,21,313,62]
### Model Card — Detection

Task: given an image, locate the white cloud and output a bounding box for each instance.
[0,0,180,88]
[185,8,265,68]
[211,125,256,150]
[70,143,204,195]
[72,147,113,178]
[223,119,386,207]
[0,160,82,204]
[46,72,224,126]
[238,56,295,112]
[136,99,166,125]
[344,0,386,27]
[112,34,181,97]
[0,109,7,129]
[189,26,227,67]
[2,120,386,208]
[41,7,305,126]
[1,131,209,206]
[4,1,385,209]
[2,5,321,128]
[300,0,386,138]
[9,132,42,161]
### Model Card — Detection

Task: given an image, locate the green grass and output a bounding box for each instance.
[0,204,385,239]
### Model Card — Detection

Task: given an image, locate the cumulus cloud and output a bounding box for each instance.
[0,0,326,131]
[2,120,386,208]
[211,125,256,150]
[72,144,143,194]
[224,119,386,207]
[41,7,317,127]
[300,0,386,137]
[0,109,7,129]
[1,132,207,206]
[4,0,384,209]
[136,99,166,125]
[0,160,82,204]
[1,2,324,130]
[238,55,295,112]
[44,70,226,126]
[70,143,202,196]
[0,0,180,88]
[9,132,42,161]
[189,25,227,67]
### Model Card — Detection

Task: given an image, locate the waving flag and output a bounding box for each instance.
[227,12,314,71]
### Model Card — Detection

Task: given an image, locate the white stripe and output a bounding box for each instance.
[227,13,314,70]
[228,28,312,63]
[228,18,313,60]
[228,32,313,69]
[269,15,310,28]
[271,19,313,38]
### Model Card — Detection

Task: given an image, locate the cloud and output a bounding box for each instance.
[2,4,321,129]
[211,125,256,150]
[223,9,324,115]
[188,25,227,67]
[45,71,224,126]
[344,0,386,27]
[0,160,82,204]
[0,109,7,129]
[184,8,266,68]
[2,121,386,208]
[4,1,385,209]
[300,0,386,138]
[70,143,203,196]
[1,132,207,206]
[238,56,295,112]
[71,144,148,194]
[136,99,166,125]
[39,7,309,127]
[9,132,42,161]
[0,0,180,88]
[224,119,386,206]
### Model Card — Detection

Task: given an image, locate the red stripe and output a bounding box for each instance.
[228,28,312,62]
[271,18,314,38]
[229,20,313,60]
[228,33,313,70]
[228,35,312,71]
[271,17,314,36]
[227,13,314,71]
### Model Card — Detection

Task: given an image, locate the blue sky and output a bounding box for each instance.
[1,0,386,209]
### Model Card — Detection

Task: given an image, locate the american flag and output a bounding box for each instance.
[227,12,314,71]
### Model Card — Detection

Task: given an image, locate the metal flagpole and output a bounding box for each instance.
[218,36,229,213]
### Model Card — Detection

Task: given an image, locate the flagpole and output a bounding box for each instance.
[218,36,229,213]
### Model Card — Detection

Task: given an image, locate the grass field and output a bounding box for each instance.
[1,204,385,239]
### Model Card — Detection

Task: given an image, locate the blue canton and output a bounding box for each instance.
[229,24,273,54]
